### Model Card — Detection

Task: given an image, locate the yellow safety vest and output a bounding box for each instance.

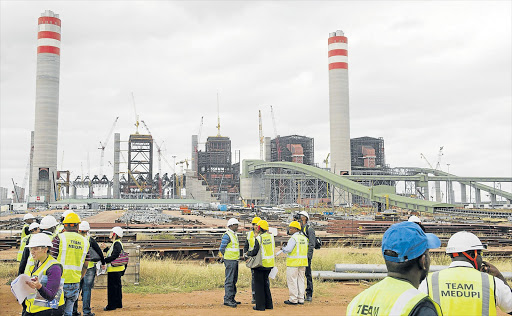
[107,240,125,272]
[427,266,496,316]
[56,232,90,283]
[347,277,442,316]
[286,233,308,267]
[21,224,29,240]
[258,233,275,268]
[17,235,30,262]
[246,230,256,251]
[55,224,64,234]
[223,231,240,260]
[25,255,65,314]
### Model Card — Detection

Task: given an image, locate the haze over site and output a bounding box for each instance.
[1,1,511,195]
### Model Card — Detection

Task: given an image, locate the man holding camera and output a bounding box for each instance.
[296,211,315,302]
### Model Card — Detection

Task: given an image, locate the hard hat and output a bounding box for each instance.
[26,233,53,248]
[446,231,486,254]
[28,222,40,231]
[227,218,240,227]
[251,217,261,224]
[39,215,58,229]
[408,215,421,223]
[289,221,301,230]
[258,220,269,231]
[23,213,35,220]
[63,213,81,224]
[298,211,309,220]
[79,221,90,231]
[62,210,73,218]
[112,226,123,238]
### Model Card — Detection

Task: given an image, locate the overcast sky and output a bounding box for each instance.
[1,1,511,197]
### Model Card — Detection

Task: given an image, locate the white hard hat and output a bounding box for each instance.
[298,211,309,220]
[62,210,73,218]
[227,218,240,227]
[27,233,53,248]
[23,213,35,220]
[79,221,90,231]
[408,215,421,223]
[28,222,40,231]
[112,226,123,237]
[39,215,58,229]
[446,231,486,254]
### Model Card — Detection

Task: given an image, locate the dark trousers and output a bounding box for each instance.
[305,258,313,297]
[107,272,123,309]
[223,259,238,303]
[253,268,273,311]
[251,269,255,300]
[23,305,64,316]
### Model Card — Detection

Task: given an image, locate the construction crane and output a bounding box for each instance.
[270,105,281,161]
[323,153,330,168]
[198,116,204,145]
[98,116,119,176]
[216,92,221,136]
[131,92,140,134]
[420,147,443,202]
[258,110,264,160]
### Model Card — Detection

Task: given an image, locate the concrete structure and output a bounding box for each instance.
[191,135,198,176]
[328,30,351,176]
[30,10,61,202]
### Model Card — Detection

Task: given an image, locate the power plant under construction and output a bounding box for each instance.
[5,10,512,216]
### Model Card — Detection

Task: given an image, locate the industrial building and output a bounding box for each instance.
[350,137,385,168]
[270,135,315,165]
[30,10,62,202]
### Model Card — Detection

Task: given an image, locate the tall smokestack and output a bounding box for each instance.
[30,10,61,202]
[328,30,351,176]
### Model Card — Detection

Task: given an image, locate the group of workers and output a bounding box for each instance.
[17,211,127,316]
[347,218,512,316]
[219,210,316,311]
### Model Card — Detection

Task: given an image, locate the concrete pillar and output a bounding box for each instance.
[475,188,481,204]
[490,193,496,205]
[191,135,198,175]
[435,181,441,202]
[264,137,271,161]
[460,183,467,204]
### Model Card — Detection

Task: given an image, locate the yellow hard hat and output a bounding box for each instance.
[251,216,261,224]
[63,212,81,224]
[258,220,269,231]
[289,221,301,230]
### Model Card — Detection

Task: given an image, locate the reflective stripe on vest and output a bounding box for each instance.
[247,230,255,251]
[286,233,308,267]
[57,232,89,283]
[224,231,239,260]
[17,236,30,261]
[259,233,275,268]
[25,255,65,313]
[428,267,496,316]
[346,277,440,316]
[107,240,125,272]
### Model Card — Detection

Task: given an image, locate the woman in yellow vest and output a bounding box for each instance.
[24,233,65,315]
[276,221,308,305]
[103,226,125,311]
[243,216,260,305]
[246,220,275,311]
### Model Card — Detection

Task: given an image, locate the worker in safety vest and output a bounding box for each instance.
[24,233,65,315]
[297,210,315,301]
[50,212,90,316]
[18,222,40,262]
[277,221,308,305]
[56,210,72,235]
[219,218,240,308]
[246,219,275,311]
[20,216,59,276]
[21,213,36,240]
[419,231,512,315]
[243,216,261,304]
[347,221,443,316]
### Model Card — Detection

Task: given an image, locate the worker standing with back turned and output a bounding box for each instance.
[243,216,260,304]
[347,221,443,316]
[297,210,315,301]
[219,218,240,308]
[50,213,90,316]
[419,231,512,315]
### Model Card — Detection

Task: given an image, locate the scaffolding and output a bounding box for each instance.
[271,135,315,165]
[350,137,385,168]
[126,134,154,198]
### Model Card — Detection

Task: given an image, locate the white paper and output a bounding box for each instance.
[96,261,107,276]
[269,227,278,236]
[10,274,36,304]
[269,266,278,279]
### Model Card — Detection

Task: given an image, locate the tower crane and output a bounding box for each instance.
[131,92,140,134]
[258,110,264,160]
[323,153,330,168]
[216,92,221,137]
[198,116,204,145]
[98,116,119,176]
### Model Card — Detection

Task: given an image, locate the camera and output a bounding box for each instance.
[293,213,301,221]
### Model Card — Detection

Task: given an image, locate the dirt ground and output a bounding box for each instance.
[1,279,362,316]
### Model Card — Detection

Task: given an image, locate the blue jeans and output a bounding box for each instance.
[223,259,238,303]
[82,266,96,314]
[63,283,80,316]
